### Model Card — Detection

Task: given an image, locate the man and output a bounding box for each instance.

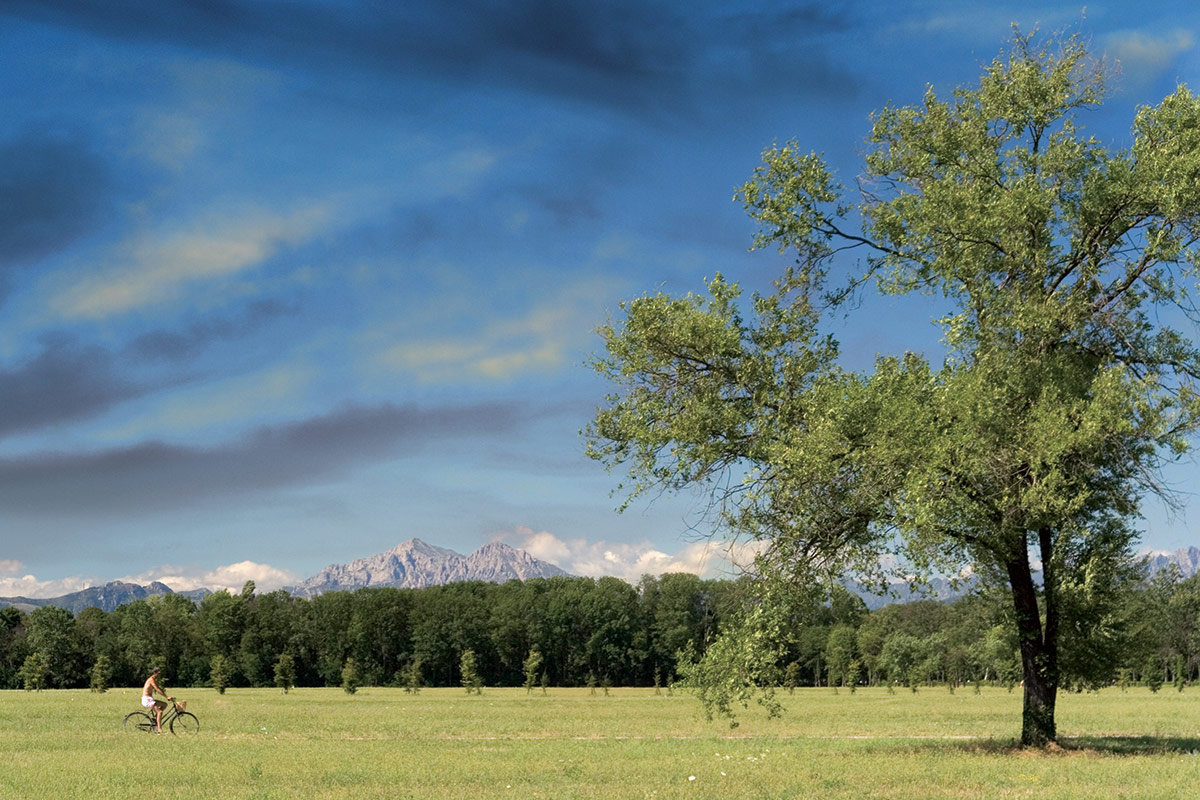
[141,667,172,732]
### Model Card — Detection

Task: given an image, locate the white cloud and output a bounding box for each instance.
[498,526,761,583]
[0,560,298,600]
[129,560,300,594]
[379,281,610,383]
[51,204,331,320]
[1106,29,1195,89]
[0,559,24,575]
[0,573,98,599]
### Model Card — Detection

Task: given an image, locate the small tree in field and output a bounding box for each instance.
[460,649,482,695]
[90,654,111,693]
[1145,658,1163,693]
[210,654,229,695]
[588,32,1200,747]
[403,658,423,694]
[522,649,543,695]
[342,658,360,695]
[274,652,296,694]
[19,652,48,692]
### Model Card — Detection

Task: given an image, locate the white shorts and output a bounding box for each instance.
[141,695,157,709]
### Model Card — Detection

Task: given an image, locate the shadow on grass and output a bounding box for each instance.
[1057,736,1200,755]
[892,736,1200,757]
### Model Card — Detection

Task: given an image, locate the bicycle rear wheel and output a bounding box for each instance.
[123,711,155,733]
[170,711,199,735]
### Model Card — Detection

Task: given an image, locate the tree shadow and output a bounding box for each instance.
[928,736,1200,756]
[1057,736,1200,755]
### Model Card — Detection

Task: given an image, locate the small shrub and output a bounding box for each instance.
[342,658,360,695]
[274,652,296,694]
[90,654,111,693]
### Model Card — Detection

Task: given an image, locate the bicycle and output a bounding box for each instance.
[123,698,199,735]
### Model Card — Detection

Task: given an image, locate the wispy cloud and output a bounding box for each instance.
[50,204,331,320]
[498,525,761,582]
[0,402,527,518]
[1105,28,1196,89]
[379,281,609,384]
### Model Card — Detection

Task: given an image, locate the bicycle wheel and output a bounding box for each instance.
[170,711,199,735]
[123,711,155,733]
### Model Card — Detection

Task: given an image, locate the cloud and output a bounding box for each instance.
[0,401,526,518]
[0,572,97,599]
[499,525,761,582]
[50,204,330,319]
[0,559,24,575]
[0,560,298,598]
[0,336,148,439]
[1105,28,1196,89]
[3,1,861,120]
[130,560,299,594]
[127,298,298,362]
[380,282,609,384]
[0,132,111,275]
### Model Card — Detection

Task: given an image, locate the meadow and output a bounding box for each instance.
[4,685,1200,799]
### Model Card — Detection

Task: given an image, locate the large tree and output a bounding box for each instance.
[586,34,1200,746]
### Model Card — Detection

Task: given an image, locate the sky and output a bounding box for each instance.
[2,1,1200,598]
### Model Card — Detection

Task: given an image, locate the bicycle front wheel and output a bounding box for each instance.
[123,712,155,733]
[170,711,199,735]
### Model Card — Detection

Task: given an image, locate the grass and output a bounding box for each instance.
[4,685,1200,799]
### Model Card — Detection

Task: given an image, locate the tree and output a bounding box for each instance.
[460,649,482,695]
[210,654,230,694]
[341,657,360,694]
[587,33,1200,746]
[274,652,296,693]
[522,648,543,695]
[403,658,423,694]
[90,654,111,693]
[19,652,47,691]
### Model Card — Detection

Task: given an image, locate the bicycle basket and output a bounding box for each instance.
[176,700,187,711]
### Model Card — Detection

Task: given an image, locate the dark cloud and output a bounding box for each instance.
[127,299,298,363]
[0,133,111,273]
[0,402,525,517]
[0,337,146,438]
[3,1,862,117]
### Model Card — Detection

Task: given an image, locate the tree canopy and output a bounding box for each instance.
[586,32,1200,746]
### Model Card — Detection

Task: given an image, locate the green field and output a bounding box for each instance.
[4,686,1200,799]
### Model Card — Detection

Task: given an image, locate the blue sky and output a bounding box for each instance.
[2,1,1199,597]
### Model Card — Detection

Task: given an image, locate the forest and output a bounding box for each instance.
[2,565,1198,694]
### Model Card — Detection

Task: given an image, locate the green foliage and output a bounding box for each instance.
[674,582,809,726]
[19,651,48,691]
[274,652,296,693]
[1144,657,1163,693]
[460,649,482,695]
[210,654,229,695]
[403,658,423,694]
[341,658,359,695]
[522,649,542,695]
[89,654,111,693]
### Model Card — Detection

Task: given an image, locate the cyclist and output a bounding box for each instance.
[141,667,172,732]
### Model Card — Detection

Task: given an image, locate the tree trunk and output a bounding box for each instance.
[1006,533,1058,747]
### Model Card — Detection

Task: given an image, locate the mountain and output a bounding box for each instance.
[0,581,210,615]
[292,538,570,596]
[1141,546,1200,578]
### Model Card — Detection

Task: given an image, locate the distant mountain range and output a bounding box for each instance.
[0,581,210,615]
[4,543,1198,615]
[289,538,570,596]
[0,538,570,613]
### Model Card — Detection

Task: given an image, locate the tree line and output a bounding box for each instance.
[2,565,1198,694]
